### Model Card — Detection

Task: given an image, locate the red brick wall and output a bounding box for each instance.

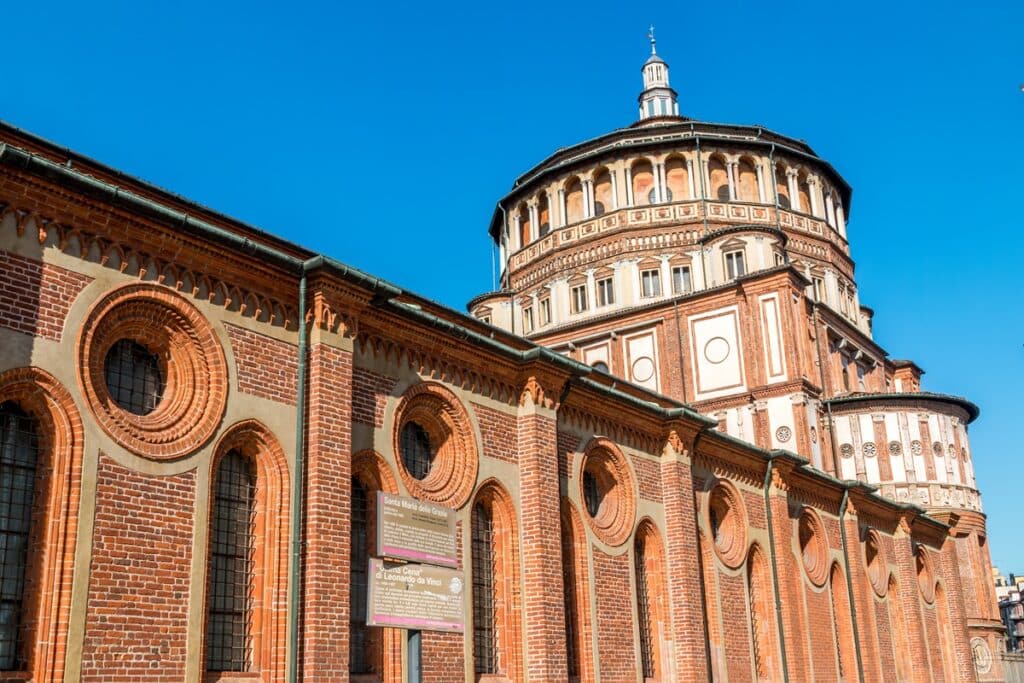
[351,367,397,427]
[225,322,298,405]
[80,453,195,682]
[517,409,566,681]
[556,430,580,481]
[0,250,92,340]
[473,402,517,464]
[303,342,354,678]
[632,455,662,503]
[593,548,637,681]
[718,570,754,682]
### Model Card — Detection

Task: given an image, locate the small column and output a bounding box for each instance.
[755,161,767,203]
[625,166,634,207]
[653,162,664,204]
[808,176,821,217]
[836,204,847,238]
[584,179,594,218]
[528,200,539,242]
[659,255,671,298]
[558,188,567,227]
[726,160,738,201]
[610,169,620,209]
[686,158,696,199]
[786,169,799,211]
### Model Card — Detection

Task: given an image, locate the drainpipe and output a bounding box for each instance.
[838,487,866,683]
[287,267,309,683]
[762,455,790,682]
[696,138,710,290]
[671,298,688,403]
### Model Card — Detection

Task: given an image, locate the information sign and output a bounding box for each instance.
[366,559,466,633]
[376,492,457,567]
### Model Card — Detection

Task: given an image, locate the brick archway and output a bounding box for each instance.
[203,419,290,682]
[0,367,84,682]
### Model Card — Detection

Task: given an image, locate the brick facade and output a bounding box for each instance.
[0,117,1001,683]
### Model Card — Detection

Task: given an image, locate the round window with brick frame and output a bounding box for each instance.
[916,544,936,604]
[578,438,636,547]
[863,528,888,597]
[77,283,227,460]
[706,479,748,569]
[390,382,478,509]
[798,507,829,587]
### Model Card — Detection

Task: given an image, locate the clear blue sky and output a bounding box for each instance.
[3,1,1022,569]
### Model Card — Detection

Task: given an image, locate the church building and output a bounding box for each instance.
[0,34,1003,682]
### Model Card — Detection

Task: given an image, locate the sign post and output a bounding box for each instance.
[368,493,462,683]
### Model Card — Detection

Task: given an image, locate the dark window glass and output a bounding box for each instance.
[591,361,609,374]
[594,201,605,217]
[0,403,39,671]
[582,470,603,518]
[206,451,255,672]
[634,535,656,679]
[104,339,164,415]
[350,478,372,674]
[400,422,433,480]
[472,503,496,675]
[717,184,731,201]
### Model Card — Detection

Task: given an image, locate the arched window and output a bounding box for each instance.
[538,194,551,236]
[0,403,39,671]
[593,169,613,216]
[634,522,667,681]
[747,547,778,682]
[797,172,812,215]
[708,156,730,201]
[472,502,496,675]
[206,450,256,672]
[737,158,759,202]
[350,477,372,675]
[775,164,790,208]
[565,178,584,225]
[631,161,655,206]
[517,202,531,249]
[665,156,689,201]
[634,533,657,680]
[829,563,856,682]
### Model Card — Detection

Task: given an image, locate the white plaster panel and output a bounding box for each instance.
[689,306,745,399]
[622,328,660,392]
[759,294,787,383]
[767,397,792,450]
[582,341,611,370]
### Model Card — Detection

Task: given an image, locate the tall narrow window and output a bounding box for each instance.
[472,503,496,675]
[640,269,662,298]
[523,306,535,333]
[350,478,372,675]
[539,298,551,326]
[596,277,615,307]
[634,534,656,679]
[671,265,692,295]
[571,284,589,314]
[725,250,746,280]
[562,522,580,679]
[207,450,256,672]
[0,403,39,671]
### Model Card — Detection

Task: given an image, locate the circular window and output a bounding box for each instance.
[104,339,165,416]
[775,426,792,443]
[399,421,434,480]
[77,283,227,460]
[863,442,877,457]
[839,443,854,458]
[911,440,922,456]
[707,480,747,568]
[703,337,730,364]
[916,545,936,603]
[391,382,478,508]
[798,508,829,586]
[579,438,636,547]
[950,445,958,460]
[864,529,887,597]
[889,441,902,456]
[933,442,943,457]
